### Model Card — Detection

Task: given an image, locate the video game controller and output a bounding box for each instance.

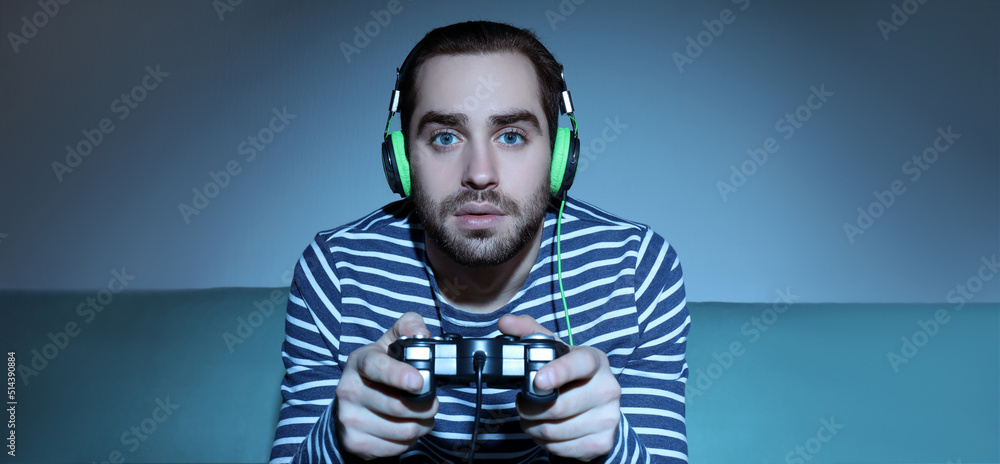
[387,333,570,404]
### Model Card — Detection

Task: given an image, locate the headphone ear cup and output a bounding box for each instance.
[381,131,411,197]
[550,127,580,197]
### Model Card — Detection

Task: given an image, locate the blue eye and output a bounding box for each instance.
[432,132,457,146]
[499,131,524,145]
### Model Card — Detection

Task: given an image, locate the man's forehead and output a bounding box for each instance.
[410,52,545,128]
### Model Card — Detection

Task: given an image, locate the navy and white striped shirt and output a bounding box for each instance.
[270,196,690,463]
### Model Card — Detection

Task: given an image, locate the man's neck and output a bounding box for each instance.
[424,224,543,315]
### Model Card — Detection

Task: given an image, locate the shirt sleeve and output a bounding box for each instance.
[602,229,690,463]
[269,236,358,464]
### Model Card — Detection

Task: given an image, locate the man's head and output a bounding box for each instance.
[398,21,564,153]
[400,22,563,268]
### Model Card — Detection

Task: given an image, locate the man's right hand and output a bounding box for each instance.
[335,312,438,460]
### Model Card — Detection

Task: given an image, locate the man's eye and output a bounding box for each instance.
[432,132,458,146]
[499,131,524,145]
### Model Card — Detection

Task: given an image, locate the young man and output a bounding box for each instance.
[270,21,690,464]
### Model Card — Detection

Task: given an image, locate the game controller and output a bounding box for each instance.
[387,333,570,404]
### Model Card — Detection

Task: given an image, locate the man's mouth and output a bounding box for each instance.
[456,203,505,216]
[454,203,506,229]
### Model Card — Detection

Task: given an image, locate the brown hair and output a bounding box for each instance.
[397,21,564,154]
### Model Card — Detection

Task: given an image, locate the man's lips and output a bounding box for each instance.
[454,203,506,230]
[455,203,506,216]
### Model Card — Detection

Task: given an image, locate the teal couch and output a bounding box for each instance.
[2,289,997,463]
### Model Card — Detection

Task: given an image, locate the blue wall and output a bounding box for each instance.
[0,0,997,303]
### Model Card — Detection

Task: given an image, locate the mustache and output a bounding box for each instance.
[440,189,521,217]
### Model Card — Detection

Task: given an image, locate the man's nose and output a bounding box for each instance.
[461,139,499,191]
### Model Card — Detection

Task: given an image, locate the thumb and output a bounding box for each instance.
[377,312,432,349]
[497,314,556,339]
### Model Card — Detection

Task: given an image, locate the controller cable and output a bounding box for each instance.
[468,351,487,464]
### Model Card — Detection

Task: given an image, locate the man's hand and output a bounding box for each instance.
[498,314,621,462]
[335,312,438,460]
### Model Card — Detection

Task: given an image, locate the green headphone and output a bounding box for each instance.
[381,59,580,198]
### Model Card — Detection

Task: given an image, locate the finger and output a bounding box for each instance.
[376,312,432,349]
[533,346,603,391]
[521,403,619,443]
[353,407,437,443]
[351,344,425,393]
[339,408,436,459]
[497,314,556,339]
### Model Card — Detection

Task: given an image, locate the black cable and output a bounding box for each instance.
[469,351,486,464]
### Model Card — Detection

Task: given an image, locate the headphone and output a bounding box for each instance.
[380,53,581,199]
[381,51,580,346]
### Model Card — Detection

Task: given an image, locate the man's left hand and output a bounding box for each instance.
[497,314,621,462]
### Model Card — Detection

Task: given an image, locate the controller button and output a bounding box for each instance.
[436,358,457,376]
[405,346,432,361]
[528,347,555,362]
[522,333,553,341]
[417,370,432,395]
[503,358,524,376]
[528,371,552,397]
[437,344,457,358]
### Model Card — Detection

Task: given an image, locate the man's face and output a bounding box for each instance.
[408,53,552,268]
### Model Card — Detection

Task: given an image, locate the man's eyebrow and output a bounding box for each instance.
[416,111,468,135]
[490,110,541,134]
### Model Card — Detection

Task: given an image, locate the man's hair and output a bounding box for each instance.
[398,21,564,154]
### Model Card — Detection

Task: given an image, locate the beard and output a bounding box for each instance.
[413,178,550,268]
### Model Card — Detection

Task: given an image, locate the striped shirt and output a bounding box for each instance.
[270,196,690,463]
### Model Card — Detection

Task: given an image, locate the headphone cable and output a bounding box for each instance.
[556,192,573,346]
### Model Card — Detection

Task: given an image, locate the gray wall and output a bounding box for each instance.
[0,0,997,303]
